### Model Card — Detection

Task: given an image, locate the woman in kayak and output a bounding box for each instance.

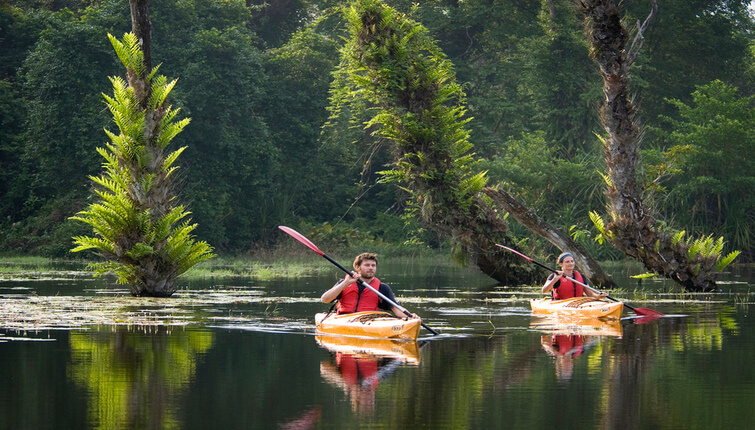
[542,252,607,300]
[321,252,418,319]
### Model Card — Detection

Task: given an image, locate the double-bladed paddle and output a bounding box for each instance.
[279,226,439,335]
[496,244,664,317]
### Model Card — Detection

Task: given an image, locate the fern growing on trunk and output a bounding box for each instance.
[329,0,538,284]
[579,0,739,291]
[71,33,214,297]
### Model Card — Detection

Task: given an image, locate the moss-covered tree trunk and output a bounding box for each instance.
[335,0,538,284]
[578,0,737,291]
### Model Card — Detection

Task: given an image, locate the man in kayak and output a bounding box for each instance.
[321,252,418,319]
[542,252,608,300]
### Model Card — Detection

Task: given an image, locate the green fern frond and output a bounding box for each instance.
[157,118,190,149]
[716,251,741,272]
[459,170,488,195]
[149,76,177,110]
[687,239,703,261]
[671,230,686,246]
[126,242,154,260]
[597,171,613,187]
[147,63,161,81]
[71,236,116,255]
[162,146,186,171]
[589,211,606,235]
[711,236,725,257]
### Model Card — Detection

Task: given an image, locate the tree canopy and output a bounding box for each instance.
[0,0,752,274]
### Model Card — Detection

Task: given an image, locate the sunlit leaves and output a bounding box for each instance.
[108,32,145,79]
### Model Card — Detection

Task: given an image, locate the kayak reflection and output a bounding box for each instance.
[532,316,622,381]
[530,315,623,337]
[315,335,421,363]
[317,335,420,415]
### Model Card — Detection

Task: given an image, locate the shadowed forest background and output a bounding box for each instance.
[1,0,752,265]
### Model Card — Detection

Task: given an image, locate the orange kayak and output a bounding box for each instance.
[530,297,624,320]
[315,311,421,340]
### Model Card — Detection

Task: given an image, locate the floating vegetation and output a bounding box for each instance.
[0,289,321,332]
[0,333,57,342]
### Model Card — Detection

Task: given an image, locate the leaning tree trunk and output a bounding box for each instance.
[579,0,727,291]
[338,0,540,284]
[483,187,617,288]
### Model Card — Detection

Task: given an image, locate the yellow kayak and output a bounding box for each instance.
[530,297,624,320]
[315,311,421,340]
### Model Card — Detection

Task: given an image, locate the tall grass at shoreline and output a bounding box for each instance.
[0,244,452,279]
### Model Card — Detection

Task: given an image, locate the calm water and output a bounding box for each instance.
[1,261,753,429]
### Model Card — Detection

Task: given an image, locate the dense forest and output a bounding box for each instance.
[1,0,753,267]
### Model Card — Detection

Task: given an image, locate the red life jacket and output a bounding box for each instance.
[552,271,585,300]
[337,277,383,314]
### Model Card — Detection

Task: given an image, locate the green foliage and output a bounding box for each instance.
[589,211,614,244]
[717,251,741,272]
[71,32,214,296]
[624,0,754,123]
[651,80,754,257]
[157,22,276,248]
[262,20,360,224]
[0,0,753,265]
[671,230,686,246]
[478,131,605,220]
[677,233,741,271]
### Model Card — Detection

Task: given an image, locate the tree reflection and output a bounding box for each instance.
[599,311,739,429]
[68,327,213,429]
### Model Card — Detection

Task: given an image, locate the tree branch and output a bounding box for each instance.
[626,0,657,66]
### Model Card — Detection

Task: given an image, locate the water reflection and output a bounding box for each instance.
[278,406,323,430]
[530,315,624,337]
[0,261,752,429]
[67,327,213,429]
[316,336,420,416]
[540,334,594,380]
